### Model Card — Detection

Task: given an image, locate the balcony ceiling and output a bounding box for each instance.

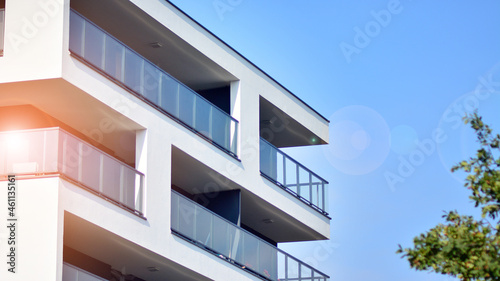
[71,0,237,91]
[64,212,211,281]
[260,97,328,148]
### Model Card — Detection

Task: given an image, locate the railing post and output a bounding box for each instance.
[285,255,288,281]
[282,150,286,187]
[298,262,302,281]
[322,182,325,211]
[309,173,313,204]
[296,164,300,196]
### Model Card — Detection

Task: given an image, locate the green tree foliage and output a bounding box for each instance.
[397,113,500,280]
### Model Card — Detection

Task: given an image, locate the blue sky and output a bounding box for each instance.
[168,1,500,280]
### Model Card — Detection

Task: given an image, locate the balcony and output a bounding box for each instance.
[63,263,107,281]
[0,8,4,55]
[171,191,329,281]
[0,128,144,215]
[69,9,238,157]
[260,138,329,216]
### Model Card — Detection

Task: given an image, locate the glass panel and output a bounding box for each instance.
[80,142,100,190]
[298,166,310,200]
[194,96,211,138]
[276,152,285,184]
[285,158,298,193]
[178,86,195,127]
[212,214,231,257]
[101,156,121,202]
[177,195,195,238]
[171,192,179,231]
[60,133,80,180]
[212,108,229,150]
[159,73,179,117]
[43,130,59,173]
[124,49,142,93]
[69,11,84,56]
[259,242,277,279]
[104,36,124,82]
[287,257,300,280]
[301,264,313,280]
[121,166,137,209]
[83,22,104,68]
[195,205,212,246]
[277,251,287,280]
[259,139,273,180]
[143,63,161,104]
[241,232,259,272]
[311,174,321,209]
[62,263,78,281]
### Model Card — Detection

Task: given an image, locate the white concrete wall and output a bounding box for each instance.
[0,177,63,281]
[0,0,67,83]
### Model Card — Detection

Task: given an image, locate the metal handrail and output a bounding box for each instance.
[171,190,329,281]
[260,138,328,184]
[260,137,329,215]
[0,127,145,215]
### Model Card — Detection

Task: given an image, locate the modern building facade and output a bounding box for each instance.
[0,0,331,280]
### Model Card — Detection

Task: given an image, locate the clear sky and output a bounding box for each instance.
[168,1,500,280]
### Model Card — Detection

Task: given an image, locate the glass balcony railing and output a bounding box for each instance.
[260,138,329,216]
[0,9,4,55]
[171,191,329,281]
[0,128,145,215]
[69,10,238,157]
[63,263,107,281]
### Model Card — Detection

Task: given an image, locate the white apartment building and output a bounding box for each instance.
[0,0,330,280]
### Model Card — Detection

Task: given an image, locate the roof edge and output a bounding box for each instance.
[164,0,330,123]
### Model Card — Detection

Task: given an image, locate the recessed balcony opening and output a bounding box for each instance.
[63,212,209,281]
[171,146,326,243]
[170,146,330,280]
[259,97,329,216]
